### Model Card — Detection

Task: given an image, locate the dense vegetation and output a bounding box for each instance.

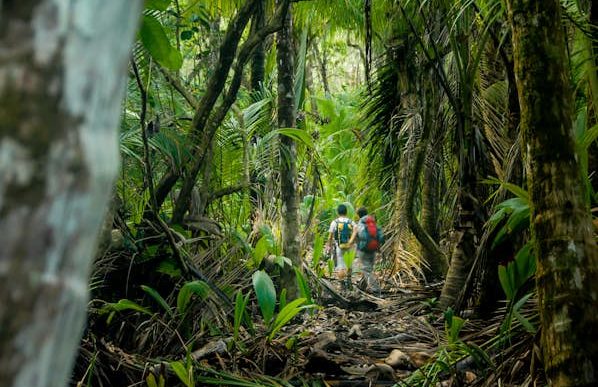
[0,0,597,386]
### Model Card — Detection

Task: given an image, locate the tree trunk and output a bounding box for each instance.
[0,2,141,386]
[312,41,331,95]
[250,0,266,91]
[277,0,300,299]
[421,150,445,280]
[506,1,598,385]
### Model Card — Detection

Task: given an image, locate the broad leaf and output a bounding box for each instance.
[139,15,183,70]
[252,270,276,323]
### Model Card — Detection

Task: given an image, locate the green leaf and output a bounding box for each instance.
[498,265,515,300]
[146,374,158,387]
[252,235,270,268]
[294,28,308,110]
[279,288,287,311]
[579,123,598,149]
[170,361,192,387]
[177,280,210,315]
[483,177,529,201]
[262,128,315,149]
[514,310,536,333]
[233,291,246,341]
[295,268,313,305]
[157,258,182,278]
[100,299,153,316]
[141,285,173,317]
[269,298,313,340]
[145,0,171,11]
[514,242,536,285]
[139,15,183,70]
[252,270,276,323]
[342,249,356,271]
[274,255,292,269]
[311,233,325,269]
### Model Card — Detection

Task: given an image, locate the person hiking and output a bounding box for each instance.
[326,204,355,279]
[348,206,383,293]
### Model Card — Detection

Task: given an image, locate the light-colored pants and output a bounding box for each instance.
[354,250,379,292]
[334,245,348,270]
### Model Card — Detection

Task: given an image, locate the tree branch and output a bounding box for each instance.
[171,0,291,223]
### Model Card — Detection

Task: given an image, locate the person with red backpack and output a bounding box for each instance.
[348,206,384,293]
[326,204,355,280]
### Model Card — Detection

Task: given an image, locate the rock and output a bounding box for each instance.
[110,229,124,249]
[410,351,433,367]
[348,324,362,339]
[314,331,337,350]
[371,363,396,380]
[464,371,477,384]
[385,349,412,368]
[190,338,229,360]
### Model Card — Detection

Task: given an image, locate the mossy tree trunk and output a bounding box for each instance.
[277,0,300,299]
[506,0,598,385]
[0,1,141,386]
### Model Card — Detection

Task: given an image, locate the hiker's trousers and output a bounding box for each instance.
[354,250,380,292]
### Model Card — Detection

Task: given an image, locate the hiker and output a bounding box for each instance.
[348,206,384,293]
[326,204,355,279]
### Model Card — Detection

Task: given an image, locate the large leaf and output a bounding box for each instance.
[139,15,183,70]
[252,270,276,324]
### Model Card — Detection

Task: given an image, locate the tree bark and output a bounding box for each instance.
[171,0,290,223]
[0,1,141,386]
[153,0,258,219]
[277,0,300,299]
[506,0,598,385]
[421,149,446,280]
[250,0,266,91]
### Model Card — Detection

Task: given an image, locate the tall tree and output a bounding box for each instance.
[0,1,141,386]
[277,0,300,298]
[506,0,598,385]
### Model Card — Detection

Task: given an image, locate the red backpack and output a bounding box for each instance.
[357,215,384,252]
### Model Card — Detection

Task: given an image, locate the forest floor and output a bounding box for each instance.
[183,274,538,386]
[76,249,540,386]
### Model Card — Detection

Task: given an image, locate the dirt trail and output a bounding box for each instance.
[281,278,444,385]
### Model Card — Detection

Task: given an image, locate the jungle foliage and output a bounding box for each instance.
[71,0,597,385]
